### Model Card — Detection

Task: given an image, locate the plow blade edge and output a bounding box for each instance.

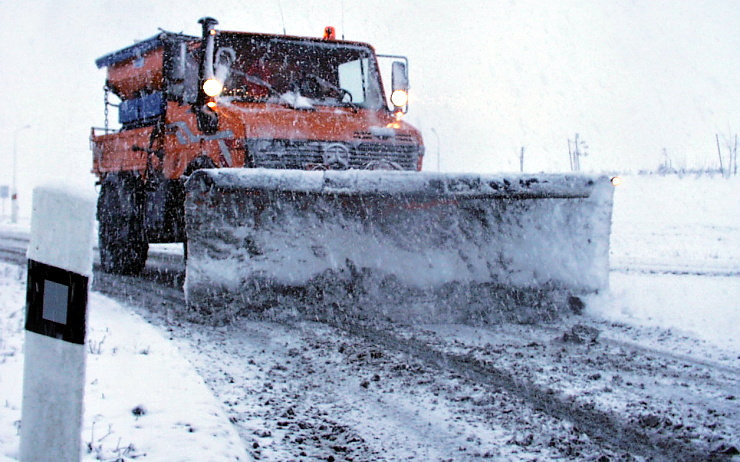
[184,169,613,324]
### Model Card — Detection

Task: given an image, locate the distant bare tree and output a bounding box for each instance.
[716,132,738,177]
[657,148,675,175]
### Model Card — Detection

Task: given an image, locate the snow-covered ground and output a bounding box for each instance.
[0,173,738,460]
[0,265,251,461]
[598,173,739,351]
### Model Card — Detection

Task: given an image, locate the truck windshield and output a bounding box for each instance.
[215,34,386,109]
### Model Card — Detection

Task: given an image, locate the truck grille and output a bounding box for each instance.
[247,139,421,171]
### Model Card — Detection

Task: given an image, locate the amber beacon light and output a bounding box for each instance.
[323,26,336,40]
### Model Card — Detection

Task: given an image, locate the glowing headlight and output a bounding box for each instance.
[203,78,223,97]
[611,176,622,186]
[390,90,408,108]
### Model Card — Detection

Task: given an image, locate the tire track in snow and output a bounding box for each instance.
[329,318,733,462]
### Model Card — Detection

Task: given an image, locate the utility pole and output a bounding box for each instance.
[12,125,31,224]
[568,139,573,171]
[568,135,581,172]
[568,133,588,172]
[519,147,525,172]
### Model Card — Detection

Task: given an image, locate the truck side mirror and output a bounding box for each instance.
[390,61,409,111]
[392,61,408,92]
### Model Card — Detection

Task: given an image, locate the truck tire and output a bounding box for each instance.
[97,173,148,275]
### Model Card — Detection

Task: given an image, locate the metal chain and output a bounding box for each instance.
[104,85,109,132]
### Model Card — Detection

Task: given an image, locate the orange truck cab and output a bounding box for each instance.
[91,17,424,274]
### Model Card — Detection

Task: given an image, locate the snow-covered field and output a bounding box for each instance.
[599,174,739,351]
[0,173,738,461]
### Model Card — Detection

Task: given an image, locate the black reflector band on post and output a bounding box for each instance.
[25,259,89,345]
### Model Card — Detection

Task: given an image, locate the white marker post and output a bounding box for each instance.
[20,185,95,462]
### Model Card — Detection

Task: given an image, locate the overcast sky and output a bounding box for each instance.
[1,0,739,216]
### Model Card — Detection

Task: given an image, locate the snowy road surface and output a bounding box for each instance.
[0,174,738,461]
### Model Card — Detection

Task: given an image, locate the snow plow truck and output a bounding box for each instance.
[92,18,614,324]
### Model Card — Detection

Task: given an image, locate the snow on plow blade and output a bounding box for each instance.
[184,169,613,324]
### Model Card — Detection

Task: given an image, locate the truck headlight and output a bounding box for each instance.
[390,90,408,108]
[203,78,223,97]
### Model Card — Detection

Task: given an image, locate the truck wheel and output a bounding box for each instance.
[97,173,148,275]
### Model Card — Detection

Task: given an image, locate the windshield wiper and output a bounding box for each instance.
[223,72,309,110]
[239,71,282,99]
[301,74,359,111]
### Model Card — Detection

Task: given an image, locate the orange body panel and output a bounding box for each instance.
[225,103,392,141]
[92,126,151,175]
[158,101,422,179]
[93,99,423,180]
[163,104,246,179]
[107,48,164,100]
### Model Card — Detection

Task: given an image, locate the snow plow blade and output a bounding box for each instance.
[184,169,613,324]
